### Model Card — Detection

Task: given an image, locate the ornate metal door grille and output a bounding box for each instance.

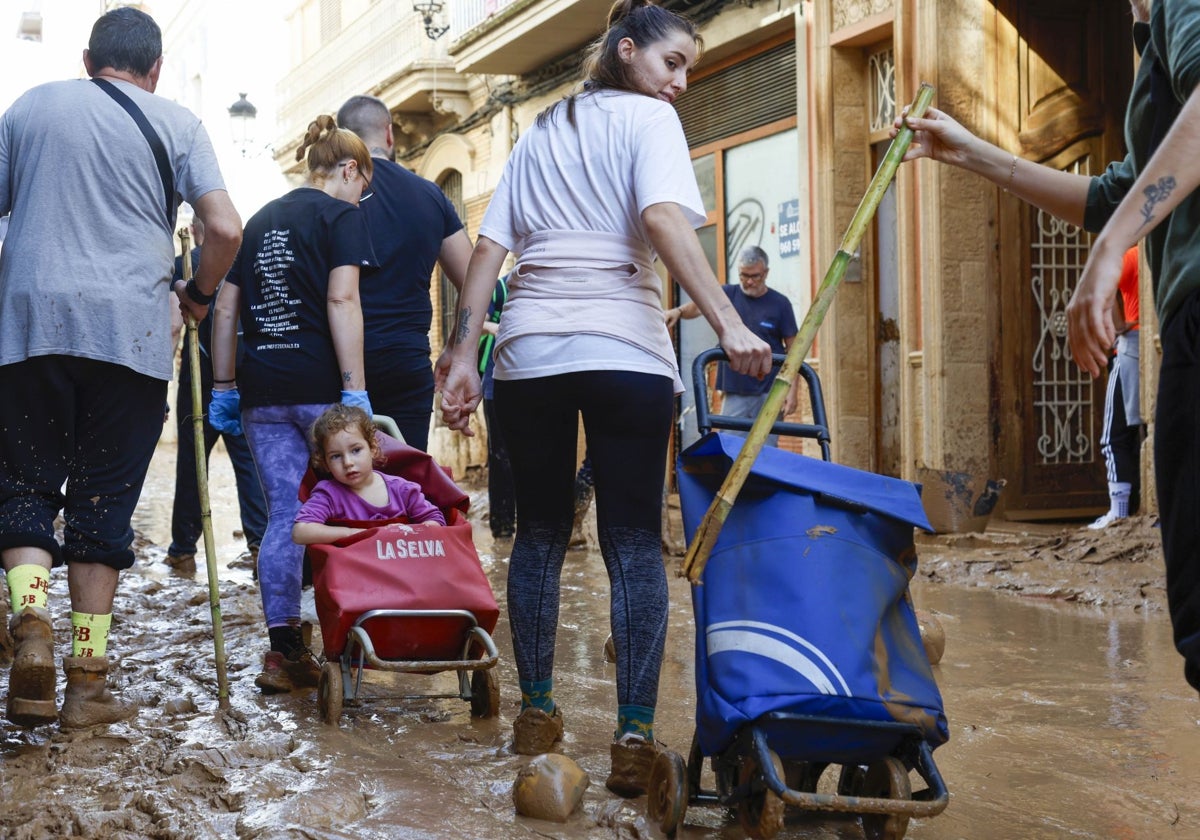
[1030,157,1094,465]
[868,48,896,135]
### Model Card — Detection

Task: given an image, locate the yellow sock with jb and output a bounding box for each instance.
[7,564,49,613]
[71,611,112,658]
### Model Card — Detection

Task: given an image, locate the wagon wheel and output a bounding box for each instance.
[646,749,688,837]
[738,748,785,839]
[318,661,343,724]
[469,668,500,718]
[860,757,912,840]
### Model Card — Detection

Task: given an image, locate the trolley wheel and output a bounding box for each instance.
[646,749,688,837]
[860,757,912,840]
[837,763,868,796]
[318,661,343,724]
[738,748,785,840]
[783,760,826,793]
[469,667,500,718]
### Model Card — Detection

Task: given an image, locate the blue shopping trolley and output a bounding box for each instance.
[647,348,950,840]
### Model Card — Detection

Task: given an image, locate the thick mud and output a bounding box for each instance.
[0,445,1196,839]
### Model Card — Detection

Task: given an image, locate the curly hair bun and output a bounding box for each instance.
[295,114,339,163]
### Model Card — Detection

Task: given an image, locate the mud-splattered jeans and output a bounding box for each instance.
[242,403,327,628]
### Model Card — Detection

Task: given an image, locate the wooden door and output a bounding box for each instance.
[996,0,1133,518]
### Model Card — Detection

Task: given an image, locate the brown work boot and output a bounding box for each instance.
[6,606,57,727]
[254,649,320,694]
[0,599,13,666]
[512,706,564,755]
[164,552,196,573]
[606,733,661,797]
[60,655,137,729]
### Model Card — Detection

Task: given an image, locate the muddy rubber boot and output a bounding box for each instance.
[60,656,137,729]
[512,706,564,755]
[606,734,661,797]
[6,606,57,727]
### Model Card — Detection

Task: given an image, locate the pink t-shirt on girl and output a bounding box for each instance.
[295,471,446,527]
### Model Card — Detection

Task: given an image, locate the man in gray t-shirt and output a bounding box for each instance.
[0,7,241,730]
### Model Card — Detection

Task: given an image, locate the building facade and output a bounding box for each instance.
[274,0,1148,520]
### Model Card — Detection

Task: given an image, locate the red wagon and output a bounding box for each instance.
[300,430,501,724]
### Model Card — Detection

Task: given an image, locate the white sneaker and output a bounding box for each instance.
[1088,511,1123,530]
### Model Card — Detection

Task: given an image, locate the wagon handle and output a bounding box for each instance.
[680,82,936,583]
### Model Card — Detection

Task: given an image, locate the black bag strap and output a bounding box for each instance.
[91,78,175,227]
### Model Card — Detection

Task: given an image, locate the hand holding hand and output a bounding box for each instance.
[438,358,482,436]
[208,388,242,436]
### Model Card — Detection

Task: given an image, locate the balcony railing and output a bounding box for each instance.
[446,0,610,75]
[450,0,520,42]
[277,3,451,147]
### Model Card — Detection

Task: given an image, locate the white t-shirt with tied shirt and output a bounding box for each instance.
[478,89,705,388]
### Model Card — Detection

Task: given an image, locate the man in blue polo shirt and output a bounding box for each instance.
[667,245,798,445]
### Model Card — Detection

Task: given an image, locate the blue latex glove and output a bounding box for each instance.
[209,389,243,436]
[341,389,373,417]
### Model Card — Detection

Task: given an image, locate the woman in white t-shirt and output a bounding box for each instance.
[437,0,771,795]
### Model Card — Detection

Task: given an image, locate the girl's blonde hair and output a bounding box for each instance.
[308,404,383,474]
[295,114,374,183]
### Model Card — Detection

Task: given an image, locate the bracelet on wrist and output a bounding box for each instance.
[1002,154,1018,193]
[212,378,236,384]
[184,278,215,305]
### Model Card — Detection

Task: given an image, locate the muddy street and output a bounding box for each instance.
[0,442,1198,839]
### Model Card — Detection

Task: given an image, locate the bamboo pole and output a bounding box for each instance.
[179,226,232,709]
[680,82,936,583]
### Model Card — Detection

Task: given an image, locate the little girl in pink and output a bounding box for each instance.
[293,405,445,546]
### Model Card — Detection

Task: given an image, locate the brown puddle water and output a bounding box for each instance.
[0,443,1197,838]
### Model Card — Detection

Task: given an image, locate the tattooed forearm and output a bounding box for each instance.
[451,306,472,346]
[1139,175,1177,229]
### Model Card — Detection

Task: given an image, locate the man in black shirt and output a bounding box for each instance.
[336,95,473,450]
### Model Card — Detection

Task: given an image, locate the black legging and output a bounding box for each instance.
[494,370,673,709]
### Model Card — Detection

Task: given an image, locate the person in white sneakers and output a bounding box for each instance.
[1090,245,1144,530]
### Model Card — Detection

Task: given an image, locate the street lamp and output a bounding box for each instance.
[227,92,258,156]
[412,0,449,40]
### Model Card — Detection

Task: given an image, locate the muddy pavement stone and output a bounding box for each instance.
[512,752,590,822]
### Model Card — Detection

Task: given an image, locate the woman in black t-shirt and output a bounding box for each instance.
[209,115,378,694]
